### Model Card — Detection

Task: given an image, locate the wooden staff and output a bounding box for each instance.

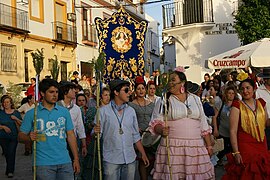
[92,52,105,180]
[31,48,43,180]
[91,138,97,180]
[163,74,172,180]
[33,75,39,180]
[96,72,102,180]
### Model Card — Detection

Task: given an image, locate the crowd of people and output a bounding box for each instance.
[0,67,270,179]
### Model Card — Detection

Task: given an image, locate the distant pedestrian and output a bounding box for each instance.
[18,95,35,156]
[256,67,270,149]
[70,71,80,84]
[25,78,36,97]
[0,95,22,178]
[201,73,210,90]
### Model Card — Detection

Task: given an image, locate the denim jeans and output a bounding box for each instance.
[0,138,18,175]
[103,161,136,180]
[36,163,73,180]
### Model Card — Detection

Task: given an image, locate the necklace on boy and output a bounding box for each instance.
[111,104,125,135]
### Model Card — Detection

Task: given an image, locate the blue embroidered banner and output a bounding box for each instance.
[95,7,148,84]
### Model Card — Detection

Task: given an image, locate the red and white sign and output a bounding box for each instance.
[208,38,270,69]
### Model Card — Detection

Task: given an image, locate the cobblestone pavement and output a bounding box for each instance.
[0,143,225,180]
[0,143,32,180]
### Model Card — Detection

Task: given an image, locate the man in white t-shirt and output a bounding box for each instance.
[18,95,35,119]
[58,81,87,176]
[256,68,270,150]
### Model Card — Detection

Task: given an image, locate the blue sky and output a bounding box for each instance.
[145,0,173,44]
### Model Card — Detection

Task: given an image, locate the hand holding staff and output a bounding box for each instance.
[31,49,44,180]
[161,73,173,180]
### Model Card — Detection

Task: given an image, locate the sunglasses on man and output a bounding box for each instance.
[121,87,129,93]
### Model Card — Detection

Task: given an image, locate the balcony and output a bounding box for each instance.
[82,24,98,46]
[0,3,30,34]
[162,0,214,29]
[52,21,77,45]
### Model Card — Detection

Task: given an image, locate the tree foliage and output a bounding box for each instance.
[49,55,60,80]
[6,82,23,108]
[235,0,270,45]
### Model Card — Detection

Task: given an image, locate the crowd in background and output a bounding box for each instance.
[0,67,270,179]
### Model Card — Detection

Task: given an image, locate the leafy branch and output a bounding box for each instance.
[91,52,106,80]
[49,55,60,80]
[31,48,44,75]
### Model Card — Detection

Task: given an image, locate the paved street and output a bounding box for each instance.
[0,143,32,180]
[1,143,225,180]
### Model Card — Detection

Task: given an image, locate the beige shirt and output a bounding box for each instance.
[256,84,270,118]
[18,103,35,119]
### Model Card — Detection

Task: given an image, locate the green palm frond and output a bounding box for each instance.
[49,55,60,80]
[156,73,170,96]
[95,52,105,73]
[93,52,106,80]
[31,48,44,75]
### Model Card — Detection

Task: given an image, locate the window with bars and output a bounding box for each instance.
[1,43,17,72]
[82,8,88,40]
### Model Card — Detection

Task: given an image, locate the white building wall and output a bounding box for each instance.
[166,0,241,84]
[145,14,160,73]
[75,0,114,75]
[163,42,176,73]
[28,1,54,39]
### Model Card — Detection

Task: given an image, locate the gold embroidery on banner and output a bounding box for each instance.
[111,26,133,54]
[107,57,115,74]
[95,6,147,82]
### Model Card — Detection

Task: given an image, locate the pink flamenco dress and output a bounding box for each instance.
[222,99,270,180]
[149,94,215,180]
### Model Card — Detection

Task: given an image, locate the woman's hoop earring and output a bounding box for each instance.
[180,86,185,94]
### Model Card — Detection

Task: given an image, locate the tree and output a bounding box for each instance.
[235,0,270,45]
[49,55,60,80]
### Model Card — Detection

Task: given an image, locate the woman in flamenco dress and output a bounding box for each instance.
[222,78,270,180]
[149,67,214,179]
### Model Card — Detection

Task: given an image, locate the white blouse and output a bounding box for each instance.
[151,93,210,132]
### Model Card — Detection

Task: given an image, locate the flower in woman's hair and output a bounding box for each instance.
[236,70,249,81]
[174,66,185,73]
[135,76,145,85]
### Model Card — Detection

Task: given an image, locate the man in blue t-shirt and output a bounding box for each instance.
[18,79,80,180]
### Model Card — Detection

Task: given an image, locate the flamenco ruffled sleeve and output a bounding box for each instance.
[149,98,165,135]
[149,119,165,135]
